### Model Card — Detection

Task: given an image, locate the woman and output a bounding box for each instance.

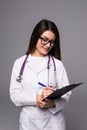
[10,19,71,130]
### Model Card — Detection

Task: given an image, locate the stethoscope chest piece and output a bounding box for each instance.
[16,75,22,82]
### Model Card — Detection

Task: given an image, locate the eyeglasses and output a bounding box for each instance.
[39,36,55,47]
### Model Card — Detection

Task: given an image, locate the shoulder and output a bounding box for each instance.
[12,55,26,71]
[14,55,26,64]
[53,56,66,72]
[14,55,26,63]
[53,57,64,67]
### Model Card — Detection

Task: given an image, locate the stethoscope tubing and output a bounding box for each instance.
[16,54,56,83]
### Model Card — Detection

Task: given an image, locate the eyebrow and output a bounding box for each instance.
[41,36,55,41]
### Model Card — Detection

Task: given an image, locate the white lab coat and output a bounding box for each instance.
[10,54,71,130]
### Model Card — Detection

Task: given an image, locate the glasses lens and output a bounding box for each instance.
[40,37,55,46]
[50,40,55,46]
[42,38,48,44]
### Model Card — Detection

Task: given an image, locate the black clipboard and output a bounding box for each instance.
[42,82,83,101]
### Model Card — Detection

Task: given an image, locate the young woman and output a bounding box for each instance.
[10,19,71,130]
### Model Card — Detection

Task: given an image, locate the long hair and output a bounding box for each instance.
[26,19,61,60]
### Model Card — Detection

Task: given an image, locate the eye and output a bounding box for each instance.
[42,38,48,42]
[51,40,55,44]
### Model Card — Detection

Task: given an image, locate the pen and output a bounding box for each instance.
[38,82,46,87]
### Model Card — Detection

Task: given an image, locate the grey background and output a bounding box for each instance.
[0,0,87,130]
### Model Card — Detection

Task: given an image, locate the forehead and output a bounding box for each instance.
[41,30,55,39]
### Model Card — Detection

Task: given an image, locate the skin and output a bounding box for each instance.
[32,30,55,57]
[32,30,56,108]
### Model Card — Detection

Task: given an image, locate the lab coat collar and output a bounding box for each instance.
[26,54,52,74]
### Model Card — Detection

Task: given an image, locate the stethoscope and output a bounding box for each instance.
[16,54,56,86]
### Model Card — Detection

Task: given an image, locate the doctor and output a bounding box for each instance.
[10,19,71,130]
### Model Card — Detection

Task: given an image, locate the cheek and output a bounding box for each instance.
[36,41,42,49]
[36,43,44,52]
[36,43,41,49]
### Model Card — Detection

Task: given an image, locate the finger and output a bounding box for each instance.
[45,86,55,91]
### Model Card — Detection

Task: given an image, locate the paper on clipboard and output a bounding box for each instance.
[42,82,83,101]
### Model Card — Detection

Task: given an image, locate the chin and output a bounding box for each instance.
[40,49,50,56]
[45,49,50,54]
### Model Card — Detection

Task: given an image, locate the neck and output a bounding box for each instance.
[31,52,47,57]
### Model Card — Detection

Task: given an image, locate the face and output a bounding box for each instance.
[32,30,56,57]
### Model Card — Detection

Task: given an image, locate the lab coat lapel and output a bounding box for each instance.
[26,54,48,74]
[36,61,47,73]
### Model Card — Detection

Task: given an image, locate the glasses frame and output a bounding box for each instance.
[39,36,55,47]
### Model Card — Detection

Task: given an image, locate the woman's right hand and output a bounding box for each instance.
[41,86,54,98]
[36,86,55,108]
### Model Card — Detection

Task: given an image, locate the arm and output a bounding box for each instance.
[49,61,72,114]
[9,58,36,107]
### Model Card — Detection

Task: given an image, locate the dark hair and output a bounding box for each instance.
[26,19,61,60]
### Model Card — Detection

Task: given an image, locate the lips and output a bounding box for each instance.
[43,47,50,52]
